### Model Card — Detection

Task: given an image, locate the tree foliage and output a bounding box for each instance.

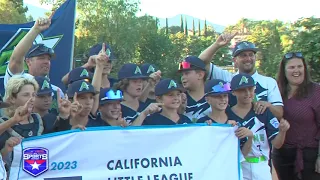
[0,0,28,23]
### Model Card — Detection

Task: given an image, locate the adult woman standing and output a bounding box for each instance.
[272,52,320,180]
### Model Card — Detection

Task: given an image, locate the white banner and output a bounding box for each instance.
[10,124,241,180]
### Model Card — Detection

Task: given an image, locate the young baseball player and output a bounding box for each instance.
[198,79,253,156]
[143,79,191,125]
[228,73,290,180]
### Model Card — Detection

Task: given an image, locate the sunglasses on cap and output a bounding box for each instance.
[101,89,123,101]
[178,61,201,71]
[211,82,231,93]
[284,52,303,60]
[28,44,54,57]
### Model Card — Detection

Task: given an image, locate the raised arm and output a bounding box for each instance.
[9,17,52,74]
[198,32,237,72]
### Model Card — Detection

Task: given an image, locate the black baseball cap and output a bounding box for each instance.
[35,76,53,96]
[68,67,93,84]
[232,41,258,57]
[26,44,55,58]
[67,80,98,98]
[231,73,255,91]
[99,88,123,105]
[141,63,158,76]
[178,56,206,72]
[155,79,185,96]
[89,43,116,60]
[205,79,231,96]
[118,63,149,80]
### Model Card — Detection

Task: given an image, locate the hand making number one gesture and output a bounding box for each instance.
[32,11,55,33]
[57,90,72,120]
[70,93,83,119]
[13,97,34,123]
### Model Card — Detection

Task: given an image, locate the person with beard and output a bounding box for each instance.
[272,52,320,180]
[199,35,283,120]
[177,56,210,123]
[143,79,191,125]
[62,43,117,88]
[227,73,290,180]
[114,63,163,126]
[5,16,63,115]
[87,88,127,127]
[33,76,71,134]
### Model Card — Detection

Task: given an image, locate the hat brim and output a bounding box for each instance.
[0,102,10,109]
[99,99,122,105]
[177,67,206,72]
[67,90,99,98]
[37,91,54,96]
[233,48,259,57]
[155,87,186,96]
[27,52,56,59]
[232,84,255,91]
[126,75,149,80]
[205,91,231,97]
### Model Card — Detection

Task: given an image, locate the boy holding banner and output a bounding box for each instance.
[228,73,290,180]
[143,79,192,125]
[197,79,253,156]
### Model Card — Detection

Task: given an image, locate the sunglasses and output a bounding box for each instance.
[28,44,54,57]
[211,83,231,93]
[101,89,123,101]
[284,52,303,59]
[178,61,191,70]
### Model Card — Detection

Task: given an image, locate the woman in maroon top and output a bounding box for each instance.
[272,52,320,180]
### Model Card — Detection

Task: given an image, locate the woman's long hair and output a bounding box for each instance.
[4,76,39,118]
[276,55,313,100]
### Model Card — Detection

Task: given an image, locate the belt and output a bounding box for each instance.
[245,156,266,163]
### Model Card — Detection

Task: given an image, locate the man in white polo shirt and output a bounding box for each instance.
[5,17,62,114]
[199,34,283,120]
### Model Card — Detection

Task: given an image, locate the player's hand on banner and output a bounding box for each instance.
[214,32,238,47]
[253,101,270,114]
[70,93,83,119]
[279,118,290,132]
[13,97,34,123]
[235,127,253,139]
[227,120,237,126]
[142,103,163,116]
[71,124,86,131]
[57,91,71,119]
[205,120,213,126]
[4,137,22,153]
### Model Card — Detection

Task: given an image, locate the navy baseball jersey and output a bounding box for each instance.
[184,92,210,123]
[227,107,279,160]
[143,112,191,125]
[87,113,111,127]
[121,101,147,125]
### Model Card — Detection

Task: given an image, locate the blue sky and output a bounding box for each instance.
[24,0,320,26]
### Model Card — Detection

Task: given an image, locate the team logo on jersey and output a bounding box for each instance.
[270,118,279,128]
[23,147,49,177]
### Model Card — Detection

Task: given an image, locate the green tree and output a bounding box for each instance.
[184,16,188,36]
[0,0,28,23]
[180,15,184,33]
[192,19,195,36]
[290,17,320,81]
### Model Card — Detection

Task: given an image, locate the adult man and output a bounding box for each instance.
[199,34,283,120]
[5,17,62,113]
